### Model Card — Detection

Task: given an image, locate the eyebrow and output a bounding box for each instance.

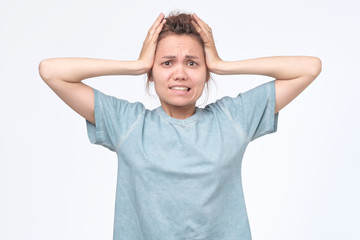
[161,55,200,59]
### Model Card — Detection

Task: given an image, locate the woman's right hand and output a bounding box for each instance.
[138,13,166,73]
[39,13,166,125]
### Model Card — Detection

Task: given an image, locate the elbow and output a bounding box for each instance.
[309,56,322,79]
[38,58,54,83]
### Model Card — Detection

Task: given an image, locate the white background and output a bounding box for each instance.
[1,0,359,239]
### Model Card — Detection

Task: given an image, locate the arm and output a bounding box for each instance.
[211,56,322,113]
[39,13,166,124]
[191,14,322,113]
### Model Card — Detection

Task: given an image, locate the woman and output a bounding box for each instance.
[39,12,321,240]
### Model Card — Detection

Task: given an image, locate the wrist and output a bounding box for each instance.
[208,60,227,75]
[134,59,153,75]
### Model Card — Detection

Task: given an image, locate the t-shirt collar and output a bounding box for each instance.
[156,106,203,126]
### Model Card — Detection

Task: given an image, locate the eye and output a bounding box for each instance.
[162,61,172,66]
[187,61,197,66]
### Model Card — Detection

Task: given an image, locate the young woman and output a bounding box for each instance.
[39,12,321,240]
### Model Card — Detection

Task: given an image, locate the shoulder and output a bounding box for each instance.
[92,88,147,124]
[203,95,244,123]
[93,89,146,110]
[203,81,275,118]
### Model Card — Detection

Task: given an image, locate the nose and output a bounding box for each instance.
[173,65,188,81]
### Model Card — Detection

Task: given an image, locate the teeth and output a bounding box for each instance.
[171,86,189,91]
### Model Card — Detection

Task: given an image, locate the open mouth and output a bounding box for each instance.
[170,86,191,92]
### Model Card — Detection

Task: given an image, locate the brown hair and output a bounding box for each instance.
[157,13,204,49]
[147,12,211,89]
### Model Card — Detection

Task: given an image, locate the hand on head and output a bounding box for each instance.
[191,14,222,73]
[138,12,223,75]
[138,13,166,74]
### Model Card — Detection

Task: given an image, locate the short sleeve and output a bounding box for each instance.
[86,89,145,152]
[240,80,278,141]
[211,81,278,142]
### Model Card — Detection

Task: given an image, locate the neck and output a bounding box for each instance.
[160,103,196,120]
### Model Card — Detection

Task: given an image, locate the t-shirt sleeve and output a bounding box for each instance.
[86,88,145,152]
[213,80,278,142]
[240,80,278,141]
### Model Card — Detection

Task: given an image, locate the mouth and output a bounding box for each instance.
[170,86,191,92]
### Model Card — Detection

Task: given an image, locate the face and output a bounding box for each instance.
[150,34,208,115]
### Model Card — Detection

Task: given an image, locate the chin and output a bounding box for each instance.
[161,99,197,109]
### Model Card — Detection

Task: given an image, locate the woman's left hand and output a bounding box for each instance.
[191,14,223,73]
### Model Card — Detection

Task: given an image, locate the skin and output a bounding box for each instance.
[150,34,208,119]
[39,13,322,125]
[191,13,322,113]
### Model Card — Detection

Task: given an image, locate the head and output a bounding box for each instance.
[148,13,211,82]
[147,13,211,112]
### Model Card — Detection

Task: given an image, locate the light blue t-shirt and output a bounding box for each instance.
[86,81,278,240]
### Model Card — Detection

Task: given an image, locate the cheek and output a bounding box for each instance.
[151,70,169,92]
[189,70,207,86]
[152,67,174,83]
[150,67,162,82]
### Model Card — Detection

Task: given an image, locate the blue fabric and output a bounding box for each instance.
[86,81,278,240]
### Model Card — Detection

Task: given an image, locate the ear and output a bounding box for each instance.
[147,70,154,82]
[205,70,211,83]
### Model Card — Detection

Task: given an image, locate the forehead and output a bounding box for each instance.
[156,35,204,57]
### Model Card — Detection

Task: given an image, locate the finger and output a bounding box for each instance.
[191,19,205,36]
[140,16,165,57]
[148,13,165,36]
[151,18,166,42]
[192,14,212,36]
[192,14,212,32]
[192,20,209,44]
[191,21,212,42]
